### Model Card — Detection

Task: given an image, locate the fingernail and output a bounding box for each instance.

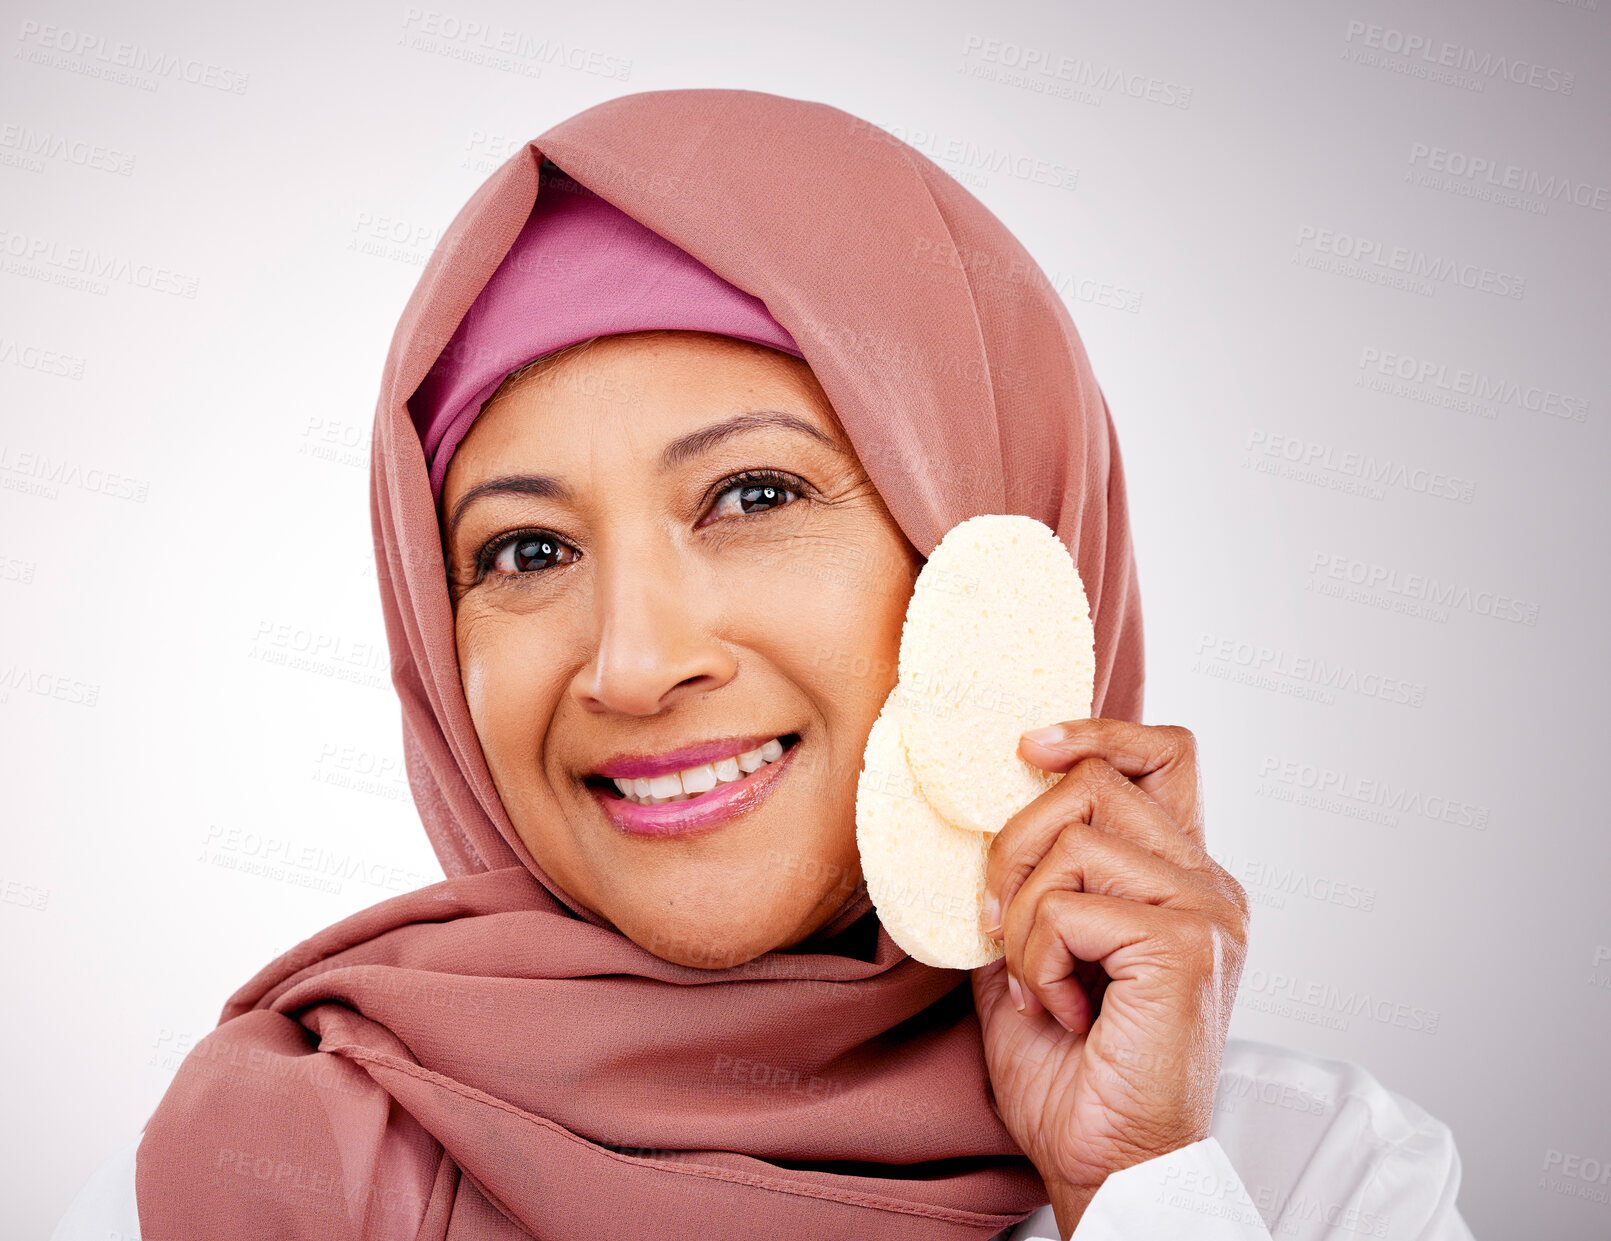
[982,892,1001,935]
[1007,973,1025,1012]
[1021,725,1066,746]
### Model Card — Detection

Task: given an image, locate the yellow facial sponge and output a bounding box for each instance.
[854,515,1096,969]
[855,693,996,968]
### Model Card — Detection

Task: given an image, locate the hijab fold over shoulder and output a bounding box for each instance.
[136,88,1144,1241]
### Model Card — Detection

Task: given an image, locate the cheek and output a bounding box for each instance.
[752,544,915,809]
[455,606,554,770]
[740,532,914,690]
[812,563,913,699]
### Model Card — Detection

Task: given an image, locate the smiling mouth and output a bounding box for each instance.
[584,734,802,806]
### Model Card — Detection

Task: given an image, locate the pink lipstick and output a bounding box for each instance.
[588,734,801,837]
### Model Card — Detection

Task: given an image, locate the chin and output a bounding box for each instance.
[623,902,791,971]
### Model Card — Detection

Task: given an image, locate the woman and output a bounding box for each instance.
[53,89,1475,1240]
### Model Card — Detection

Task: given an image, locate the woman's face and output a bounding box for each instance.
[441,330,923,969]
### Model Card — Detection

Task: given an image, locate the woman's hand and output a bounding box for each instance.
[970,719,1250,1238]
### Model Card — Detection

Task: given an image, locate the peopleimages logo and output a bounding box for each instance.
[1244,428,1476,504]
[1343,20,1576,93]
[1195,632,1429,708]
[1240,967,1441,1035]
[1357,347,1589,424]
[959,34,1193,108]
[1257,755,1490,831]
[14,20,251,93]
[1539,1149,1611,1205]
[1214,850,1379,913]
[397,9,633,81]
[1293,226,1525,300]
[0,123,137,175]
[1408,143,1609,213]
[0,335,86,380]
[0,226,200,298]
[0,445,151,503]
[849,117,1079,192]
[1307,551,1541,626]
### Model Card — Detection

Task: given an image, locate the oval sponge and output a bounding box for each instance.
[854,688,1000,969]
[855,514,1096,969]
[898,515,1096,835]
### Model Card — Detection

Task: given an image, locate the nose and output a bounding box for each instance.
[569,532,737,716]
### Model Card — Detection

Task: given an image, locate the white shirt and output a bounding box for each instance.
[52,1037,1475,1241]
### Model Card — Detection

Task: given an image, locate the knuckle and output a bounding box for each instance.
[1225,916,1250,957]
[1068,754,1104,779]
[1219,917,1251,976]
[1162,724,1198,758]
[1041,887,1081,923]
[1226,876,1252,924]
[1003,858,1038,901]
[1048,816,1098,856]
[1211,914,1248,963]
[1000,868,1044,931]
[1053,762,1103,815]
[1206,859,1251,921]
[1071,755,1124,787]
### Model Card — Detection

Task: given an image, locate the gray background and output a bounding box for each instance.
[2,1,1606,1237]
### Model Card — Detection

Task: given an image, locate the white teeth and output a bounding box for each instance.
[613,776,666,799]
[609,737,791,805]
[680,763,718,795]
[647,773,683,799]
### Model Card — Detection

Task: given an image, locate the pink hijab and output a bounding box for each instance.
[411,165,807,502]
[136,89,1145,1240]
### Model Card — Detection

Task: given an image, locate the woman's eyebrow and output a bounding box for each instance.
[446,409,846,543]
[658,408,843,471]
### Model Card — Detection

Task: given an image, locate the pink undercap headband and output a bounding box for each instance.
[409,166,805,503]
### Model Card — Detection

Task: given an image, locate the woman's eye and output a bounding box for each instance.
[480,475,800,578]
[489,533,576,575]
[709,476,800,521]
